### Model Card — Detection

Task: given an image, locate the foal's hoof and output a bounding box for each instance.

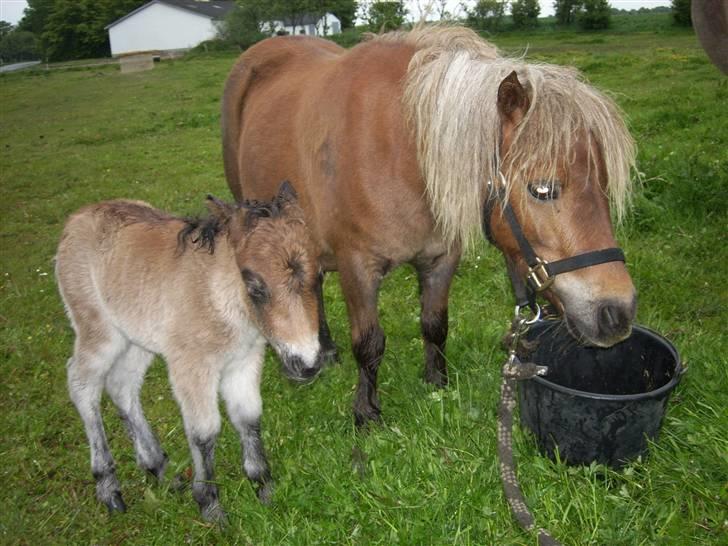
[321,346,340,366]
[104,491,127,514]
[256,482,274,505]
[145,453,169,481]
[201,502,228,526]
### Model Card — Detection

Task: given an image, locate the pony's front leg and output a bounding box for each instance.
[316,271,339,364]
[221,341,273,504]
[414,250,461,386]
[168,354,224,523]
[339,254,386,427]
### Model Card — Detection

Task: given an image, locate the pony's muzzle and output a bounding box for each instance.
[594,297,637,345]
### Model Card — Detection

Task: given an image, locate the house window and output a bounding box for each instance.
[331,21,340,34]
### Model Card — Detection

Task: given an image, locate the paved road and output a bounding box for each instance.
[0,61,41,73]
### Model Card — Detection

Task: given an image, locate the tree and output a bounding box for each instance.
[467,0,507,31]
[0,30,39,63]
[671,0,691,26]
[511,0,540,29]
[17,0,54,35]
[578,0,610,30]
[0,21,13,39]
[365,1,407,32]
[553,0,581,25]
[218,1,268,49]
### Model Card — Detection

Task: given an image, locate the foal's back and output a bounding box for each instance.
[56,200,242,354]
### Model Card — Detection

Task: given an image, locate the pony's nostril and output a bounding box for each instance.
[598,302,630,338]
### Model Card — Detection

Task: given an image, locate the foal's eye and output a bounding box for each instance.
[241,269,270,305]
[528,180,561,201]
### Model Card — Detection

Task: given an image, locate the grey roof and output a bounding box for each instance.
[106,0,235,29]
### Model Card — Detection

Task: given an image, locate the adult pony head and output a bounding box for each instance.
[401,28,637,346]
[222,25,637,425]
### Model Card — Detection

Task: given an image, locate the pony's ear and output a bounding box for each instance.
[497,71,530,127]
[206,194,235,222]
[274,180,298,209]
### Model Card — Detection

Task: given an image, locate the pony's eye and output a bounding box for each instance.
[528,180,561,201]
[241,269,270,305]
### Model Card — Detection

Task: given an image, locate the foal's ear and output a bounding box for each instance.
[497,71,530,127]
[206,194,236,222]
[274,180,298,209]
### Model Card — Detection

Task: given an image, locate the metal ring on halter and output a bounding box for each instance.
[514,302,541,325]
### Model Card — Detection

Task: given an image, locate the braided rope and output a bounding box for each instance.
[498,358,563,546]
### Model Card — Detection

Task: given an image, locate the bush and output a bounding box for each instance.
[467,0,507,31]
[671,0,691,26]
[0,30,39,63]
[511,0,540,29]
[365,1,407,32]
[578,0,611,30]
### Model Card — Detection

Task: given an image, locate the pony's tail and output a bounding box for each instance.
[221,54,256,202]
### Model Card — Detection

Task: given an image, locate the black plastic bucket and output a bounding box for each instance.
[517,321,683,468]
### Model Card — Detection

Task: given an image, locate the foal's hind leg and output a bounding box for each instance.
[67,330,128,513]
[167,353,225,522]
[220,343,273,504]
[414,250,461,387]
[316,271,339,364]
[104,345,167,480]
[339,254,386,427]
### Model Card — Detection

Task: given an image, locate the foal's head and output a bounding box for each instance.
[488,72,637,347]
[207,182,323,381]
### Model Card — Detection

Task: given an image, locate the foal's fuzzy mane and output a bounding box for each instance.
[177,199,286,254]
[379,25,636,249]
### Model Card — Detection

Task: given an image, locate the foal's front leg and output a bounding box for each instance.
[221,341,272,504]
[168,354,225,522]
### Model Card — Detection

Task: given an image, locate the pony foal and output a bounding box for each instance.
[56,182,322,521]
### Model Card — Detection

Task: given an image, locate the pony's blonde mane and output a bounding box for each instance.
[380,26,636,249]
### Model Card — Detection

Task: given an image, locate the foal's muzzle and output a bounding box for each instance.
[281,354,323,383]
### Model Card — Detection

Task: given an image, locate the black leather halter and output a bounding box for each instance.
[482,180,625,310]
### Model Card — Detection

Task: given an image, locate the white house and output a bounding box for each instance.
[266,13,342,37]
[106,0,234,57]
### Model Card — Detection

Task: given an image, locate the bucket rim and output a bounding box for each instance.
[524,322,683,402]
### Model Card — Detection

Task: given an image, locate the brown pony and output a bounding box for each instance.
[222,26,637,426]
[56,183,322,521]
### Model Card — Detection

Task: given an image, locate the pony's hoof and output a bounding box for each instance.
[145,453,168,481]
[256,482,274,505]
[424,369,448,388]
[105,491,127,513]
[354,407,381,429]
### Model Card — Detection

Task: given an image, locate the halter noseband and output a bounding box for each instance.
[482,176,625,310]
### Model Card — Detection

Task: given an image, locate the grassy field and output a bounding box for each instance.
[1,24,726,546]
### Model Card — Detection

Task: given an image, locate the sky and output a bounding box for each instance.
[0,0,674,26]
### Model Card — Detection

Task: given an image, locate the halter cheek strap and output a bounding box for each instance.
[482,179,625,309]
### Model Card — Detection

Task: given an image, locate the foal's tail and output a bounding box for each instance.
[221,55,256,202]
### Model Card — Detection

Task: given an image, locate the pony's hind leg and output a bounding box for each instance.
[316,271,339,364]
[67,330,128,513]
[414,250,461,387]
[220,344,273,504]
[104,345,168,480]
[167,354,225,523]
[339,254,386,427]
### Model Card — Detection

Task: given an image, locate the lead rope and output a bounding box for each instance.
[497,308,563,546]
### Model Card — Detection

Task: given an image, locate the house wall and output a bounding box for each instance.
[316,13,341,36]
[109,2,219,56]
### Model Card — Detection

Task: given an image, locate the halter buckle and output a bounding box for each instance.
[527,258,553,292]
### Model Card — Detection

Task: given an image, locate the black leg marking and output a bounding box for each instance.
[241,422,273,504]
[421,308,449,387]
[316,272,339,364]
[352,326,386,427]
[191,437,226,524]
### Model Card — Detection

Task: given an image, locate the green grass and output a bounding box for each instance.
[1,26,726,545]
